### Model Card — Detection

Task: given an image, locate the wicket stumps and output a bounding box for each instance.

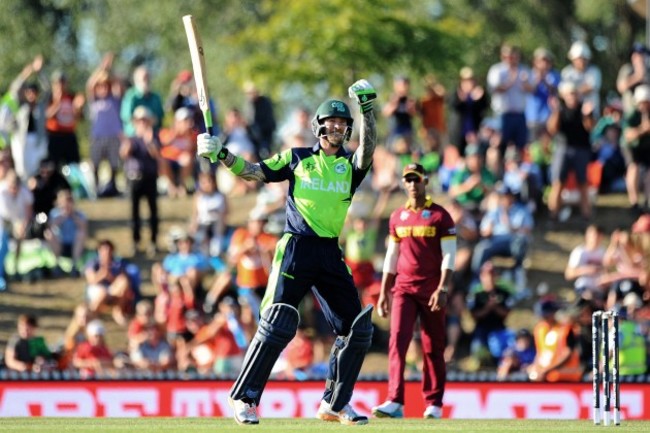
[592,310,620,426]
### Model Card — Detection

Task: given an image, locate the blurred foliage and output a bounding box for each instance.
[0,0,647,121]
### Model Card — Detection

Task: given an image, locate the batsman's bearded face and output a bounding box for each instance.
[322,117,349,147]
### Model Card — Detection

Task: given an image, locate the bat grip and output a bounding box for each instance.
[203,109,213,135]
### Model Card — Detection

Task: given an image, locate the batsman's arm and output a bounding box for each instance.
[197,134,267,182]
[219,150,267,182]
[354,111,377,171]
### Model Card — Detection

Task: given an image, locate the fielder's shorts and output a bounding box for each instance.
[261,233,362,336]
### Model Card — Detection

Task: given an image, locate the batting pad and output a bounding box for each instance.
[230,303,300,404]
[327,304,374,412]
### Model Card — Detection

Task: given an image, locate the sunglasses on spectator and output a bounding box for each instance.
[403,176,423,184]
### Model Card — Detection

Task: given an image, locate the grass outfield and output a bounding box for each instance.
[1,418,648,432]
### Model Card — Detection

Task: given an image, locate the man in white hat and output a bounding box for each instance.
[561,41,602,118]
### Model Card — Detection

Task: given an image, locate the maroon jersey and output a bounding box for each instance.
[389,197,456,294]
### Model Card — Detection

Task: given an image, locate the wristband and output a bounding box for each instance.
[217,147,229,160]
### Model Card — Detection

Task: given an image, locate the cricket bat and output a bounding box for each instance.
[182,14,213,135]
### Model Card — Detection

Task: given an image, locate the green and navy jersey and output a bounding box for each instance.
[260,143,370,238]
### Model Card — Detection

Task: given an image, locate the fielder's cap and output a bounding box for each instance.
[132,106,155,121]
[568,41,591,60]
[459,66,475,80]
[402,163,425,179]
[533,47,554,61]
[86,319,105,336]
[465,143,481,157]
[634,84,650,105]
[174,107,193,121]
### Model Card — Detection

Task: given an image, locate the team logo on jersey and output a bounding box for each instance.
[400,210,410,221]
[305,161,315,172]
[422,210,431,219]
[334,163,347,174]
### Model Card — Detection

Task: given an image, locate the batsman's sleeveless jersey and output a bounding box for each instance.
[389,196,456,294]
[259,143,369,237]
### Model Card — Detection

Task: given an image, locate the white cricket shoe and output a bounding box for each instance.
[423,405,443,419]
[372,400,404,418]
[316,400,369,425]
[228,396,259,425]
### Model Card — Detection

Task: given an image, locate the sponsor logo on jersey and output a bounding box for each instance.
[300,178,350,193]
[422,210,431,219]
[395,225,438,238]
[334,163,347,174]
[400,211,410,221]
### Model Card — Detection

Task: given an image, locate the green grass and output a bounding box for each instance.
[1,418,647,433]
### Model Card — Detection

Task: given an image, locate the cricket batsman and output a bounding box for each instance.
[197,79,377,425]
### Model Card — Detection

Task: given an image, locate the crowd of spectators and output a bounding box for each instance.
[1,40,650,382]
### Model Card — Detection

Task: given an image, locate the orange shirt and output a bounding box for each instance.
[46,94,77,133]
[159,128,197,161]
[230,228,278,289]
[419,93,446,133]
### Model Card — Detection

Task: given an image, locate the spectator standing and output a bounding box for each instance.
[4,314,55,372]
[0,170,34,286]
[526,47,561,140]
[86,53,123,197]
[1,55,48,181]
[27,159,70,239]
[120,66,164,137]
[159,107,198,198]
[418,75,447,152]
[561,41,602,119]
[45,188,87,276]
[243,81,276,159]
[450,67,489,155]
[278,107,314,149]
[374,163,456,419]
[487,44,534,153]
[168,69,216,133]
[383,76,418,150]
[617,43,650,116]
[623,85,650,213]
[546,82,595,221]
[45,70,84,169]
[60,304,92,369]
[120,106,160,256]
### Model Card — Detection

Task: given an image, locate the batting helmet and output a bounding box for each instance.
[311,99,354,140]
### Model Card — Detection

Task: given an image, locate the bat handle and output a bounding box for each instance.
[203,109,214,135]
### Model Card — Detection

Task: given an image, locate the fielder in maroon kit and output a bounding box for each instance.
[373,162,456,419]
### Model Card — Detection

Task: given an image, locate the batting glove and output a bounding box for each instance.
[348,79,377,113]
[197,133,223,163]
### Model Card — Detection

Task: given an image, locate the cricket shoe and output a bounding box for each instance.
[372,400,404,418]
[423,405,443,419]
[228,396,259,425]
[316,400,369,425]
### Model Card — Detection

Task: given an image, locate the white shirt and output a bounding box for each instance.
[0,182,33,223]
[567,244,605,291]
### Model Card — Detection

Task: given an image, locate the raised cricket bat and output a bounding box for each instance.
[182,14,213,135]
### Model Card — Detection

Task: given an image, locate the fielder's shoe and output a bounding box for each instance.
[316,400,369,425]
[423,405,443,419]
[228,396,259,425]
[372,400,404,418]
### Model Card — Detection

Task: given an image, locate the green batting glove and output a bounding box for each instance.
[348,79,377,113]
